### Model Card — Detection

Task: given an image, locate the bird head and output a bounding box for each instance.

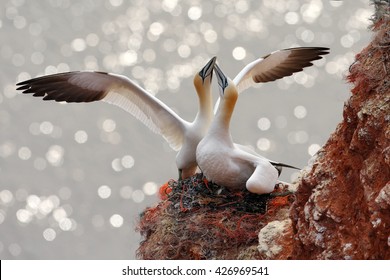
[193,56,216,93]
[213,63,238,102]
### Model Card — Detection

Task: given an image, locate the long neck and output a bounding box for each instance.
[193,84,213,127]
[209,95,236,142]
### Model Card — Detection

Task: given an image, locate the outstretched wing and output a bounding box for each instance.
[16,71,187,151]
[234,47,330,93]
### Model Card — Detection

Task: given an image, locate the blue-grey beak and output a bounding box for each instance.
[214,63,228,95]
[199,56,217,83]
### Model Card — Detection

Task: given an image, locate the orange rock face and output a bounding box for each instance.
[289,9,390,259]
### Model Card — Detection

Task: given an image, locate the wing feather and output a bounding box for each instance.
[234,47,329,93]
[16,71,186,150]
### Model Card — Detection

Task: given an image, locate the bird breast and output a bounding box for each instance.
[196,142,254,191]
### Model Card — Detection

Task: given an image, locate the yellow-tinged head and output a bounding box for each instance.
[214,63,238,103]
[193,56,216,95]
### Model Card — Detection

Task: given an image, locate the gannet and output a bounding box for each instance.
[213,47,330,112]
[16,57,217,180]
[196,64,299,194]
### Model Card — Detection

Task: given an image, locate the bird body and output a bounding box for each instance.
[198,47,329,193]
[17,57,217,179]
[196,64,279,194]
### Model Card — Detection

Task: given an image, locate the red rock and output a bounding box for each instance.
[288,2,390,259]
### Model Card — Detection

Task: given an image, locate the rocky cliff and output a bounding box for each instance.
[259,0,390,260]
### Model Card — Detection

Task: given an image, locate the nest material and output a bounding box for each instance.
[136,173,292,259]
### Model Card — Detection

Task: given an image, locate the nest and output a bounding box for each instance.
[136,173,292,259]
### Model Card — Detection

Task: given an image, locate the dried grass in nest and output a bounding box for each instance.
[136,173,290,260]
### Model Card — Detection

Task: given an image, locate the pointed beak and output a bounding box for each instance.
[214,63,228,95]
[199,56,217,82]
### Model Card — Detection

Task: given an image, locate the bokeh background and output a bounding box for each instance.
[1,0,373,259]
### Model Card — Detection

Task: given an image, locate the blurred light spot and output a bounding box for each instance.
[4,84,17,98]
[121,155,134,169]
[9,243,21,257]
[29,22,43,36]
[119,50,138,66]
[149,22,164,36]
[204,29,218,43]
[143,182,158,196]
[40,121,54,135]
[232,46,246,60]
[46,145,64,166]
[162,0,178,12]
[59,218,73,231]
[285,12,299,24]
[257,138,271,151]
[74,130,88,144]
[102,119,116,132]
[110,214,124,228]
[53,207,67,222]
[17,208,33,223]
[111,158,123,172]
[257,117,271,131]
[330,1,343,7]
[340,34,355,48]
[98,185,112,199]
[38,198,54,215]
[33,157,47,170]
[0,142,15,158]
[45,65,58,75]
[167,76,180,90]
[293,72,308,85]
[18,146,31,160]
[26,194,40,210]
[31,51,44,65]
[101,131,122,145]
[235,0,249,13]
[0,190,14,205]
[48,195,60,208]
[43,228,56,241]
[294,105,307,119]
[109,0,123,7]
[71,38,87,52]
[188,6,202,20]
[13,16,26,29]
[143,49,156,63]
[84,55,99,70]
[300,29,314,43]
[301,0,323,23]
[51,127,63,139]
[86,33,100,47]
[288,130,309,144]
[132,189,145,203]
[308,143,321,156]
[325,61,339,75]
[177,44,191,58]
[120,186,133,199]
